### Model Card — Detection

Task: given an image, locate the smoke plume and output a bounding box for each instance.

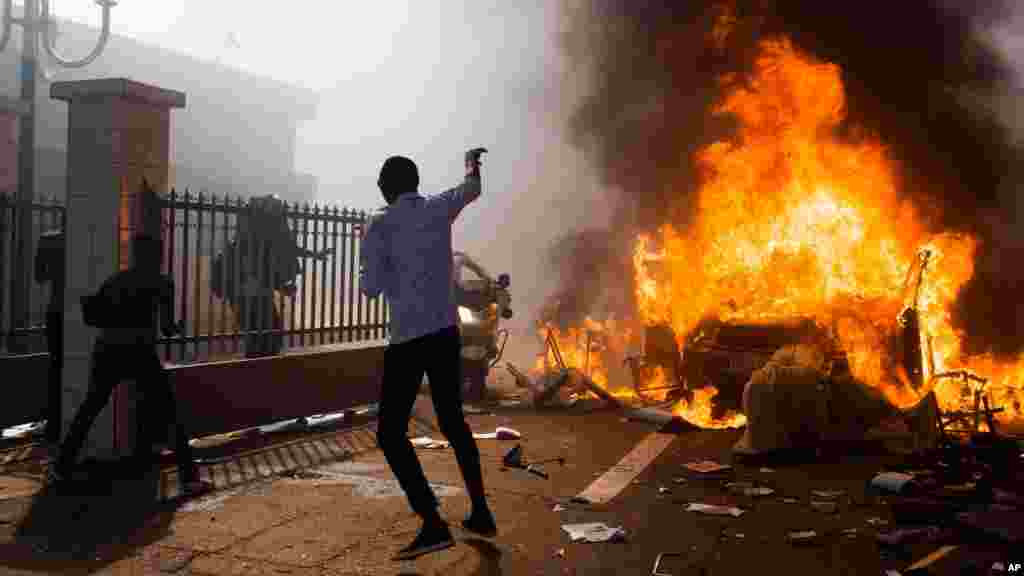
[554,0,1024,359]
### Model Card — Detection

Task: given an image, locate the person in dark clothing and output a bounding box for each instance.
[360,149,495,561]
[35,229,65,445]
[49,235,213,498]
[212,195,330,357]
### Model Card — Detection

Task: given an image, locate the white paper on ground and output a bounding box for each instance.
[685,503,745,517]
[561,523,627,543]
[472,427,521,440]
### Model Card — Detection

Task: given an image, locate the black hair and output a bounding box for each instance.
[378,155,419,202]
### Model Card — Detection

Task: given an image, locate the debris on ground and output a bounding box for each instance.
[652,553,685,576]
[810,501,838,514]
[561,523,627,543]
[683,460,732,474]
[725,482,774,497]
[904,545,959,572]
[810,489,846,500]
[876,525,943,546]
[786,530,818,544]
[870,472,916,493]
[472,427,521,440]
[685,503,744,517]
[410,437,449,449]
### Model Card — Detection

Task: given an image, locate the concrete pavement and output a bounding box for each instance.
[0,394,1019,575]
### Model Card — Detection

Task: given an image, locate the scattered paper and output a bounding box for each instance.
[685,503,744,517]
[473,427,521,440]
[684,460,732,474]
[561,523,627,543]
[811,490,846,500]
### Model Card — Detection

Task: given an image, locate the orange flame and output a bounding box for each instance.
[630,38,1021,426]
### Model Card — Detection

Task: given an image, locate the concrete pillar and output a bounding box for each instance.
[51,79,185,461]
[0,96,29,195]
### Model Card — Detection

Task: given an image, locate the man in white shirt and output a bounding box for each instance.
[360,148,496,560]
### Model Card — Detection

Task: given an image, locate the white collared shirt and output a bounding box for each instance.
[359,176,481,344]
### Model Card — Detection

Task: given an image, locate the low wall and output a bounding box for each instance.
[165,341,386,438]
[0,353,49,429]
[0,342,386,439]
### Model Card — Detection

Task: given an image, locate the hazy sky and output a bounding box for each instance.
[47,1,1022,368]
[49,0,607,368]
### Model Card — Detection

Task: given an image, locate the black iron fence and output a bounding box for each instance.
[156,189,390,364]
[0,195,65,355]
[0,189,390,363]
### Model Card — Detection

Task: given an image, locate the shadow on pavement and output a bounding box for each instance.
[462,537,503,575]
[0,459,176,575]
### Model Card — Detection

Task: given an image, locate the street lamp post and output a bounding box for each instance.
[1,0,115,351]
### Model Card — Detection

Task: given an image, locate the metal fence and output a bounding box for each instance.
[0,195,65,355]
[156,189,390,364]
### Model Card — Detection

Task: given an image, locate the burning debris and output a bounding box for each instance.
[532,0,1024,436]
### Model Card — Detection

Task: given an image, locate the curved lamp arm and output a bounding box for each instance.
[0,0,13,53]
[39,0,115,68]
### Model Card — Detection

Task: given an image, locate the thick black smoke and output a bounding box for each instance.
[552,0,1024,359]
[538,228,633,330]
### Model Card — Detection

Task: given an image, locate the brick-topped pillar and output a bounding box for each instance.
[51,78,185,461]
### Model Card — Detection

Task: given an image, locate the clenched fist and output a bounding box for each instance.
[465,147,487,178]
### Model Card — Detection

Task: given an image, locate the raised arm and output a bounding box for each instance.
[438,148,486,222]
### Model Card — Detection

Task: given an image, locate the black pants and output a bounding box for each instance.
[44,310,63,443]
[236,294,284,357]
[56,343,197,482]
[376,325,487,520]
